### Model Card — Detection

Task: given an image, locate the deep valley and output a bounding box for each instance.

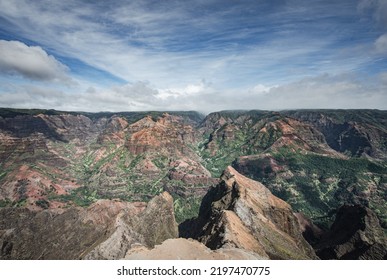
[0,108,386,259]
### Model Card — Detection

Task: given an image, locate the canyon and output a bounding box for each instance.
[0,108,386,259]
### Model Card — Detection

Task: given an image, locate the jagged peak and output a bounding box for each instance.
[220,166,274,200]
[129,115,157,129]
[181,165,317,259]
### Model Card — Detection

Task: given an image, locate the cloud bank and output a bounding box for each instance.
[1,73,386,114]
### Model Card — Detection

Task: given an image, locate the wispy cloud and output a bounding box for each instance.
[358,0,387,55]
[0,0,386,111]
[358,0,387,28]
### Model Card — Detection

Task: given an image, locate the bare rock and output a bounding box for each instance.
[294,212,324,245]
[0,192,178,259]
[124,238,266,260]
[180,166,318,259]
[315,205,387,259]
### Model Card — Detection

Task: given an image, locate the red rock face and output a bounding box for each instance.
[168,158,217,185]
[0,111,213,210]
[0,164,79,210]
[201,111,346,161]
[97,116,129,146]
[284,110,387,159]
[0,113,102,209]
[126,114,196,156]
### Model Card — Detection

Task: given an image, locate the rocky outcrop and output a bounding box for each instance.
[124,238,266,260]
[126,113,197,156]
[284,110,387,159]
[168,158,218,186]
[132,192,178,248]
[0,192,178,259]
[38,114,107,142]
[294,212,324,245]
[180,166,317,259]
[314,205,387,260]
[0,113,108,144]
[96,116,128,145]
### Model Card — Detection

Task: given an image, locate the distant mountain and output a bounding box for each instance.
[0,110,209,223]
[0,108,386,259]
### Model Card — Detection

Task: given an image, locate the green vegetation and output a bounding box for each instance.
[0,108,64,118]
[152,156,168,169]
[198,128,247,177]
[208,110,272,121]
[284,109,387,125]
[0,199,11,207]
[250,124,282,152]
[0,108,204,122]
[12,199,27,208]
[173,196,202,223]
[1,108,385,228]
[49,187,100,207]
[199,116,283,177]
[0,198,30,208]
[36,199,50,209]
[0,171,7,181]
[253,149,387,227]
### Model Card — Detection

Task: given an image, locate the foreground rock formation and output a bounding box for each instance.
[0,192,178,259]
[180,166,318,259]
[124,238,266,260]
[314,205,387,260]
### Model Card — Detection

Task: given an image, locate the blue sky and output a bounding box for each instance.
[0,0,386,113]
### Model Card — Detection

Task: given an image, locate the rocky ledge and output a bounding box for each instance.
[314,204,387,260]
[180,166,318,259]
[0,192,178,259]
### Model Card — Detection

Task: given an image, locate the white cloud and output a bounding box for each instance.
[255,74,387,110]
[158,81,212,99]
[0,85,65,109]
[0,40,72,83]
[375,33,387,53]
[250,84,276,95]
[380,72,387,83]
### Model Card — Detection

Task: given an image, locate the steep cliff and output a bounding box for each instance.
[314,205,387,260]
[0,192,178,259]
[180,166,317,259]
[284,110,387,160]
